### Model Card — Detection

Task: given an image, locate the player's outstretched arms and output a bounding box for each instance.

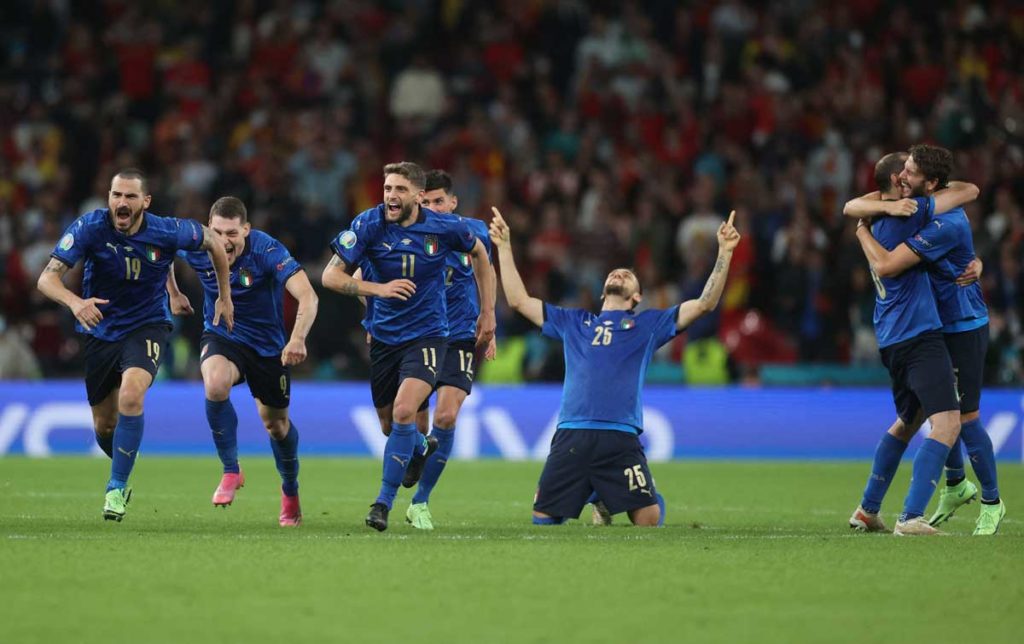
[676,211,740,330]
[165,266,194,316]
[37,257,109,331]
[322,254,416,300]
[282,270,319,366]
[489,207,543,327]
[843,192,918,218]
[468,237,497,346]
[932,181,979,214]
[200,225,234,332]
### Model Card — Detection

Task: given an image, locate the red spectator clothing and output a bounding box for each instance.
[116,43,157,100]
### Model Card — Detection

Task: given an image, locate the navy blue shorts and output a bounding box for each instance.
[879,330,959,423]
[83,323,170,406]
[534,429,657,518]
[369,336,447,409]
[201,332,290,409]
[437,338,476,394]
[944,324,988,414]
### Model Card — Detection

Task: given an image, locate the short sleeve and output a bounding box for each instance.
[649,306,680,347]
[907,196,934,229]
[541,303,581,340]
[472,219,493,262]
[51,217,89,267]
[261,242,302,285]
[330,212,377,267]
[904,216,959,264]
[445,217,477,254]
[172,217,205,252]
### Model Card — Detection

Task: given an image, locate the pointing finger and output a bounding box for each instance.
[727,210,736,227]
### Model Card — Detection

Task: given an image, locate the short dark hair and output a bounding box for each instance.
[383,162,426,189]
[873,152,908,193]
[424,169,454,194]
[209,196,248,223]
[908,144,953,189]
[113,168,149,194]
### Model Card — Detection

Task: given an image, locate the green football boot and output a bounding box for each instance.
[927,479,977,526]
[103,487,132,522]
[973,500,1006,536]
[406,502,434,530]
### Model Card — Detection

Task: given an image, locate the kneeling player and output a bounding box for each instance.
[168,197,318,526]
[490,207,740,526]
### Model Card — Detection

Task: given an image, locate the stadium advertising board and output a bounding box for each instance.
[1,383,1021,461]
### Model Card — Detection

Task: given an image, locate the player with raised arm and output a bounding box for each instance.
[842,150,963,535]
[489,207,740,526]
[844,145,1004,535]
[322,162,496,531]
[167,197,318,526]
[36,169,234,522]
[404,169,496,530]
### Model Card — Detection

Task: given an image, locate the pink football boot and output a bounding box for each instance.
[212,470,245,507]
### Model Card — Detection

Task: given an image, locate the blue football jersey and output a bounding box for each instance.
[440,216,492,341]
[542,304,679,434]
[904,207,989,333]
[180,229,301,357]
[330,204,476,345]
[51,209,204,342]
[869,197,943,348]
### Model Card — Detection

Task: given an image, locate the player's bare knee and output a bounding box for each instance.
[204,380,232,402]
[960,410,980,423]
[93,420,116,438]
[264,418,289,441]
[117,384,146,415]
[433,407,458,430]
[928,410,962,446]
[392,402,417,425]
[629,505,660,527]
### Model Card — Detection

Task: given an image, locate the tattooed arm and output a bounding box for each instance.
[37,258,110,331]
[676,211,741,331]
[281,270,319,366]
[321,254,416,299]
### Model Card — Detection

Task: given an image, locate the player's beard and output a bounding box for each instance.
[603,281,628,298]
[905,179,928,198]
[112,204,143,232]
[395,200,416,225]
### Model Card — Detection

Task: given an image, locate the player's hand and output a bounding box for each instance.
[956,257,983,286]
[489,207,511,248]
[475,308,496,347]
[71,297,109,330]
[281,338,307,366]
[884,199,918,217]
[214,296,234,332]
[375,279,416,300]
[717,211,740,252]
[169,291,194,316]
[484,336,497,361]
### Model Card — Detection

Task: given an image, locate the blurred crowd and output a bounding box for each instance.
[2,0,1023,385]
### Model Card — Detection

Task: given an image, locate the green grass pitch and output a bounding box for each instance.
[1,457,1022,643]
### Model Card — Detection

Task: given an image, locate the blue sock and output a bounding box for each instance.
[532,515,566,525]
[412,432,428,457]
[377,422,417,508]
[271,422,300,497]
[205,398,239,474]
[961,418,1000,502]
[585,491,600,505]
[412,426,455,504]
[900,438,950,521]
[655,491,666,527]
[944,437,965,482]
[107,413,144,491]
[95,432,113,459]
[860,433,907,514]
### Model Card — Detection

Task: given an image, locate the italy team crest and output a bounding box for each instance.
[424,235,439,256]
[459,252,470,267]
[238,269,253,287]
[145,246,160,262]
[620,318,635,330]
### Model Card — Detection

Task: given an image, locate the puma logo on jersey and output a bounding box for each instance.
[382,242,393,251]
[105,242,119,254]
